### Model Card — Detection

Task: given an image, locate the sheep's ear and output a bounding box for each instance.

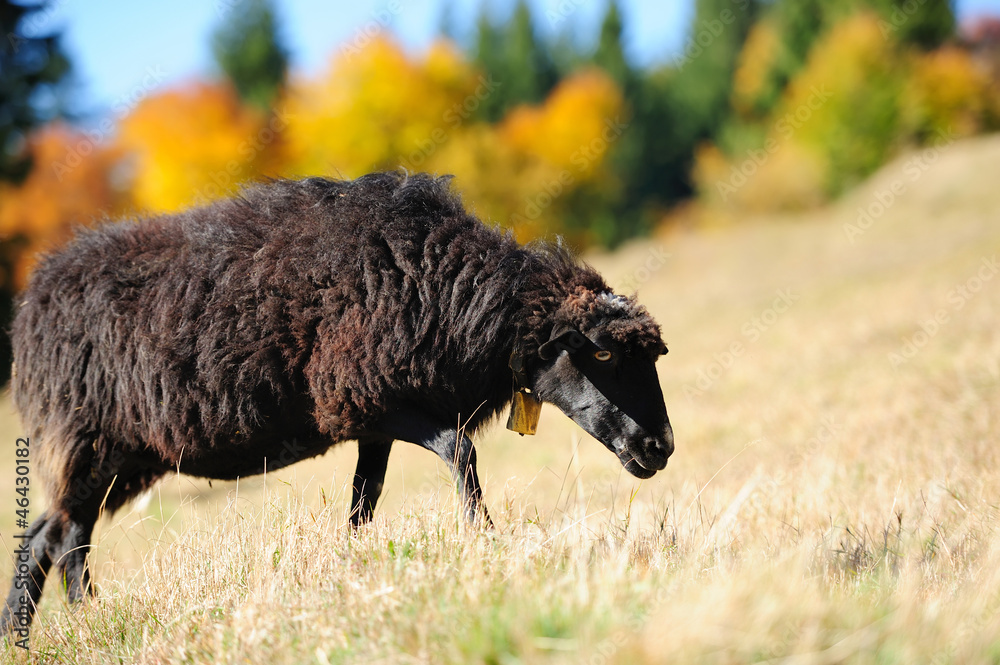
[538,330,589,360]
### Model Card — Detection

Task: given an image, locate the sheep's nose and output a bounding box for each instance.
[645,426,673,463]
[639,433,671,470]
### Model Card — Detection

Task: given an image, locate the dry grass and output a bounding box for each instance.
[1,135,999,663]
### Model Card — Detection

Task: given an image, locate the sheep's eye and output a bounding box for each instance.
[594,350,612,362]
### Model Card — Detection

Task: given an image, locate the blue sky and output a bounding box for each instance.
[22,0,1000,119]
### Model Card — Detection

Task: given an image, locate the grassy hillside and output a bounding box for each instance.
[1,135,999,663]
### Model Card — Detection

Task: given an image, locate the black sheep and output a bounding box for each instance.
[1,172,673,635]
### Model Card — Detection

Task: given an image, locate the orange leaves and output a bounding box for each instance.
[0,125,126,290]
[904,46,997,139]
[501,69,625,179]
[440,68,626,243]
[281,39,626,245]
[2,82,287,290]
[117,82,279,212]
[1,35,630,295]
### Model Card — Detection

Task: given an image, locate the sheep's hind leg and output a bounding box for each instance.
[351,439,393,527]
[56,512,98,603]
[0,512,58,636]
[57,463,164,604]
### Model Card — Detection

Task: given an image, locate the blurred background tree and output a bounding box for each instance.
[643,0,757,217]
[116,83,277,211]
[285,37,477,177]
[471,0,559,122]
[871,0,955,50]
[0,0,72,384]
[211,0,289,111]
[695,0,998,212]
[0,0,70,182]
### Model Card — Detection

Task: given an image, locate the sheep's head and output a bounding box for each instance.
[528,288,673,478]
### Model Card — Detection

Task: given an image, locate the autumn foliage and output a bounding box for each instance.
[0,125,127,291]
[696,9,1000,213]
[117,82,283,212]
[1,4,998,292]
[0,34,630,293]
[281,37,625,245]
[284,37,478,178]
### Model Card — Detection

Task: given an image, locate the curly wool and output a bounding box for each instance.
[553,287,666,354]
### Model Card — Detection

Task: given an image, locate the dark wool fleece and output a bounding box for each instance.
[12,171,663,499]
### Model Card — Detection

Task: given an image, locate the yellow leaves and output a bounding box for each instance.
[429,124,527,226]
[282,39,625,244]
[732,21,781,117]
[284,36,478,177]
[725,12,906,201]
[424,40,475,97]
[0,125,126,289]
[780,12,896,150]
[2,34,629,291]
[696,14,902,212]
[700,8,999,217]
[117,82,274,212]
[440,68,626,243]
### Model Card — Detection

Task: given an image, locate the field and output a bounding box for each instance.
[1,135,999,664]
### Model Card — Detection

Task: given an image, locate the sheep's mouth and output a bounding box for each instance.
[610,440,666,478]
[594,435,666,479]
[615,433,671,479]
[620,454,659,479]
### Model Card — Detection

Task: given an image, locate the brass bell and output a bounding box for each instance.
[506,389,542,436]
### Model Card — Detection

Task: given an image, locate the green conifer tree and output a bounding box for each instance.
[0,0,71,386]
[472,0,558,122]
[212,0,289,110]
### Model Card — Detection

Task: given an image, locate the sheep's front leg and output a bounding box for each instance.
[432,429,490,526]
[372,410,492,527]
[351,438,393,527]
